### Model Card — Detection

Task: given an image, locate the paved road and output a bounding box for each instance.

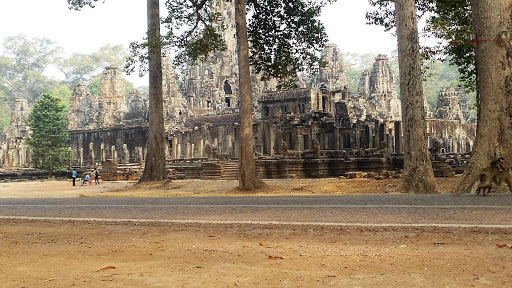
[1,194,511,228]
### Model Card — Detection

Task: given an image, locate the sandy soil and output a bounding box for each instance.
[1,177,512,287]
[0,175,457,198]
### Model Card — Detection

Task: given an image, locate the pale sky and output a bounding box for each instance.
[0,1,398,86]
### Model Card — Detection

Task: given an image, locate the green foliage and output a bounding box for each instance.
[422,58,468,111]
[50,85,73,114]
[26,94,71,175]
[366,0,476,92]
[342,52,379,91]
[0,35,62,104]
[247,0,331,86]
[125,80,135,94]
[68,0,335,84]
[123,0,229,76]
[422,0,475,93]
[0,100,10,131]
[87,76,101,97]
[116,0,335,83]
[341,51,472,112]
[57,44,128,86]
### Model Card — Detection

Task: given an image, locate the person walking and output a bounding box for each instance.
[94,168,100,185]
[72,168,77,186]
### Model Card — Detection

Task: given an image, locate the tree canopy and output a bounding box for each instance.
[26,93,71,176]
[366,0,476,92]
[107,0,335,86]
[0,34,61,104]
[0,34,135,130]
[57,44,128,87]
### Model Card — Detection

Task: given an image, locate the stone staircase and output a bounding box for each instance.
[201,160,239,180]
[202,162,222,180]
[220,160,238,180]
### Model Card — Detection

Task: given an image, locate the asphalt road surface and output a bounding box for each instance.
[1,194,511,228]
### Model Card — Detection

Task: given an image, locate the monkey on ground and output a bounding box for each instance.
[462,157,512,196]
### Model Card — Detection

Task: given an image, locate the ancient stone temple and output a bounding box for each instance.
[0,98,31,169]
[456,88,477,123]
[310,43,348,92]
[4,98,31,139]
[427,87,476,154]
[67,63,188,167]
[434,87,466,124]
[352,54,402,122]
[254,55,403,158]
[0,1,477,177]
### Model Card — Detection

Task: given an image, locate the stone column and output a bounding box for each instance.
[233,131,240,158]
[172,137,178,159]
[89,143,95,166]
[394,121,401,154]
[79,147,84,167]
[177,144,182,159]
[13,143,19,167]
[199,139,204,158]
[123,144,129,164]
[355,129,361,149]
[335,129,340,150]
[165,140,170,160]
[227,134,232,157]
[20,143,27,168]
[0,143,5,166]
[186,143,191,158]
[138,147,144,164]
[111,146,117,165]
[269,126,275,156]
[101,143,106,162]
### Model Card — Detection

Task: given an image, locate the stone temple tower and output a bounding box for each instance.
[434,87,466,124]
[315,43,348,92]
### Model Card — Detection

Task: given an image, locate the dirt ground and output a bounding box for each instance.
[1,177,512,287]
[0,175,457,198]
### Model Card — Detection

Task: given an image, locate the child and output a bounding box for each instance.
[82,174,90,186]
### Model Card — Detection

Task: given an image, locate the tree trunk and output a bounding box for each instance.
[395,0,438,193]
[454,0,512,193]
[139,0,167,182]
[234,0,263,190]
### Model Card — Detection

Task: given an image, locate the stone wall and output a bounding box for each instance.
[69,126,148,167]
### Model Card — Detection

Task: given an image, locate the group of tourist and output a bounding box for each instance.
[71,168,100,186]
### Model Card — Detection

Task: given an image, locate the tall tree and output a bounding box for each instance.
[68,0,167,182]
[57,44,128,86]
[139,0,167,182]
[0,35,61,104]
[235,0,262,190]
[26,94,71,177]
[367,0,476,92]
[395,0,438,193]
[367,0,512,193]
[454,0,512,192]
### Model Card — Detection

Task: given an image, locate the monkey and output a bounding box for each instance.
[462,165,512,196]
[490,156,506,171]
